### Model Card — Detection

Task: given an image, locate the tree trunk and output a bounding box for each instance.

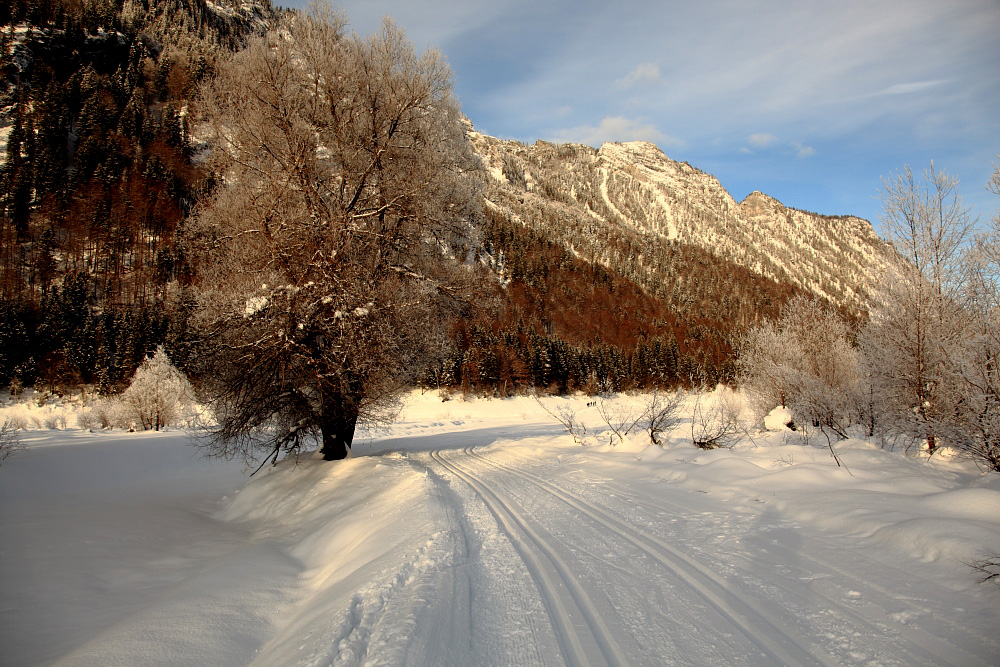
[320,408,358,461]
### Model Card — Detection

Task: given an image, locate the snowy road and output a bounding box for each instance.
[2,393,999,665]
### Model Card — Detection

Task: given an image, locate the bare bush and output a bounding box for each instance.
[0,419,23,466]
[690,387,743,449]
[967,554,1000,586]
[638,389,685,445]
[535,395,588,444]
[595,394,641,444]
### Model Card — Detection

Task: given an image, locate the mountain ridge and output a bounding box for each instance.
[469,129,893,316]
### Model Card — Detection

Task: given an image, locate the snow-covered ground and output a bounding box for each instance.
[2,391,998,666]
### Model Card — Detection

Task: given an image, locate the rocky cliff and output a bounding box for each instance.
[471,132,892,317]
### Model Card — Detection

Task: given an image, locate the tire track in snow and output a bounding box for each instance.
[464,447,837,667]
[543,468,999,667]
[429,449,628,667]
[411,453,548,666]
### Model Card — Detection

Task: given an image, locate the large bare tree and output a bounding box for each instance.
[186,7,478,462]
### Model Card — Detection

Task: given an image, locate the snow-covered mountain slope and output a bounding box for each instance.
[471,132,893,315]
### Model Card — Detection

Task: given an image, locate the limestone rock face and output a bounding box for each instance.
[470,130,893,315]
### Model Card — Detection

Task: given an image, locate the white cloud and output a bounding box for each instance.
[551,116,682,148]
[617,62,663,89]
[794,142,816,158]
[748,133,777,148]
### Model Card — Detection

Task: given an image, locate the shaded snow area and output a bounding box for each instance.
[2,392,999,666]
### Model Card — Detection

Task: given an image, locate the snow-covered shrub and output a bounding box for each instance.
[89,397,124,429]
[944,331,1000,471]
[2,409,32,430]
[763,405,795,431]
[737,318,789,415]
[690,386,743,449]
[76,407,101,430]
[41,409,67,430]
[120,347,195,431]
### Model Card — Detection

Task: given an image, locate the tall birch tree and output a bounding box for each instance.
[861,163,975,453]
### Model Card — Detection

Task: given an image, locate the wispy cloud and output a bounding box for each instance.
[741,134,815,158]
[616,62,663,89]
[748,133,777,148]
[552,116,682,148]
[319,0,1000,224]
[794,142,816,158]
[873,79,948,96]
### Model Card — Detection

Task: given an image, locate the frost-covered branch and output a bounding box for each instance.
[0,419,24,467]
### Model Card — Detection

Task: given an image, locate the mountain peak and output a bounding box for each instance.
[601,140,665,155]
[742,190,775,202]
[597,140,669,164]
[740,190,783,210]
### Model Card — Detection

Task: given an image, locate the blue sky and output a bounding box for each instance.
[280,0,1000,231]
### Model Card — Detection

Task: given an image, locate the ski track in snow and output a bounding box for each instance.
[453,446,832,666]
[601,476,1000,666]
[429,448,628,667]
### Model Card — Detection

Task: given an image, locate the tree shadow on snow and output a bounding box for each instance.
[351,422,564,457]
